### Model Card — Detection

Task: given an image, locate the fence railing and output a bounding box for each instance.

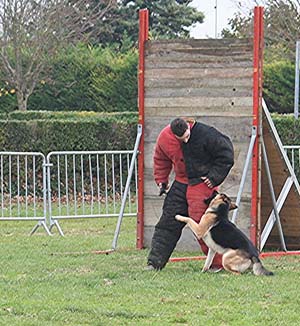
[283,146,300,181]
[46,150,138,235]
[0,150,138,235]
[0,152,51,234]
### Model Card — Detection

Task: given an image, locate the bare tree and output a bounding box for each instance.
[0,0,116,111]
[230,0,300,59]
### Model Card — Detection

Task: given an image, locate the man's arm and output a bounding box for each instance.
[153,142,172,187]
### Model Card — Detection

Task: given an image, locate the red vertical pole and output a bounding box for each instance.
[251,6,264,246]
[136,9,149,249]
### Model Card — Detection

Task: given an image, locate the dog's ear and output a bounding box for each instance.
[204,190,219,205]
[229,202,238,211]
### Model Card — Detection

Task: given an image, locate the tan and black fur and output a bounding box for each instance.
[176,192,273,276]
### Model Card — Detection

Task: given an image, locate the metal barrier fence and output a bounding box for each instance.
[283,146,300,181]
[2,145,298,236]
[0,150,138,236]
[47,150,138,235]
[0,152,51,235]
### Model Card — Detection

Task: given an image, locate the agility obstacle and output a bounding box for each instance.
[137,7,300,257]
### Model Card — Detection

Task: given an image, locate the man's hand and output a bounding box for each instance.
[158,182,168,196]
[201,177,213,189]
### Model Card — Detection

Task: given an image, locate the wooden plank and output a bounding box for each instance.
[145,87,252,98]
[145,38,253,53]
[146,67,253,80]
[145,59,252,70]
[146,44,253,56]
[145,77,252,89]
[145,96,252,109]
[146,55,251,64]
[144,106,253,117]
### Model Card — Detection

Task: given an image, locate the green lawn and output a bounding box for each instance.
[0,217,299,325]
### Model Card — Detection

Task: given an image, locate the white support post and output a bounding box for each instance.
[294,40,300,119]
[231,126,257,224]
[260,177,293,251]
[261,139,287,251]
[111,124,143,250]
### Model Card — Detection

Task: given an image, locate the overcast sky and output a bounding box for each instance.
[190,0,238,38]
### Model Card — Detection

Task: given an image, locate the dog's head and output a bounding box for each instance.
[204,191,237,218]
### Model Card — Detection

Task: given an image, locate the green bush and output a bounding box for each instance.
[0,110,136,121]
[272,113,300,145]
[89,47,138,112]
[27,45,138,112]
[0,110,298,153]
[264,60,295,114]
[0,111,138,154]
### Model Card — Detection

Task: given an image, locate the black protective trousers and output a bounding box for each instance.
[147,181,188,270]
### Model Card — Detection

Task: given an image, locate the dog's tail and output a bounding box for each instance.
[251,256,274,276]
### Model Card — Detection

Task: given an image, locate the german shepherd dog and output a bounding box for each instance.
[176,192,273,276]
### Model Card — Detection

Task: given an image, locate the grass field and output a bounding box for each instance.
[0,216,300,325]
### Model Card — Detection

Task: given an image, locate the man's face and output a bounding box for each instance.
[175,126,190,143]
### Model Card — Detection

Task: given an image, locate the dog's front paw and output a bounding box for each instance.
[202,267,209,273]
[175,214,186,222]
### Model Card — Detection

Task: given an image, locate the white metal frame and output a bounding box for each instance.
[46,150,138,236]
[231,100,300,251]
[260,99,300,250]
[0,151,51,235]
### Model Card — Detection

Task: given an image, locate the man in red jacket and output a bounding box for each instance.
[146,117,234,271]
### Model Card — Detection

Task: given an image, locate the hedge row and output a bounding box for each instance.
[272,113,300,145]
[0,111,138,154]
[0,111,299,156]
[0,110,137,121]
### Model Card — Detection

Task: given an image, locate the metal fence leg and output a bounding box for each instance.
[46,158,64,236]
[49,220,64,236]
[30,221,52,236]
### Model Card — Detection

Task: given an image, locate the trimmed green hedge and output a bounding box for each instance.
[0,111,138,154]
[0,111,299,156]
[263,61,294,114]
[0,110,137,121]
[0,111,298,196]
[272,113,300,145]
